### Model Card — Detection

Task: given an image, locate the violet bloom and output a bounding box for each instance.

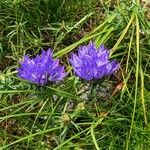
[17,49,67,85]
[69,42,119,81]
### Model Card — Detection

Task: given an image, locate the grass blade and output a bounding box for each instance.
[91,125,101,150]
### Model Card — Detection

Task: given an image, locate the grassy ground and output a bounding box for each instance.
[1,0,150,149]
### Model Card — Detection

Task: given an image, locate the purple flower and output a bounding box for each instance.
[17,49,67,85]
[69,42,119,81]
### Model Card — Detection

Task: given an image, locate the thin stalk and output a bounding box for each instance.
[140,68,147,125]
[126,12,140,150]
[125,26,135,73]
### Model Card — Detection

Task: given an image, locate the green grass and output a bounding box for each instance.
[1,0,150,149]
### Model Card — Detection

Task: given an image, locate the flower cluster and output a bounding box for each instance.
[17,42,119,84]
[69,42,119,80]
[17,49,67,85]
